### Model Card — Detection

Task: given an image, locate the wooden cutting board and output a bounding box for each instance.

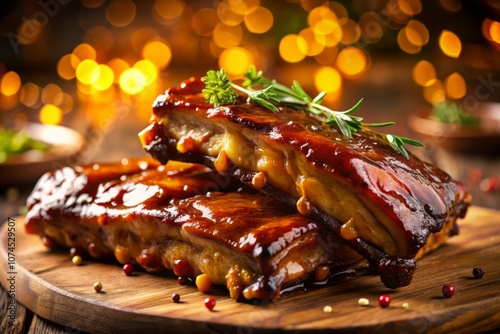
[1,207,499,334]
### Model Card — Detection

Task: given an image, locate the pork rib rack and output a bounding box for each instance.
[140,77,471,289]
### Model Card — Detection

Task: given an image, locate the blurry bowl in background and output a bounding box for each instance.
[0,123,85,187]
[408,102,500,153]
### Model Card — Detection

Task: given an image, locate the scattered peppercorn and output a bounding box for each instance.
[401,302,409,310]
[177,277,187,285]
[196,274,212,293]
[442,284,455,298]
[123,263,134,276]
[472,268,485,279]
[358,298,369,306]
[173,259,190,277]
[323,305,332,313]
[93,282,102,292]
[172,293,180,303]
[72,255,82,266]
[204,297,216,311]
[378,294,391,308]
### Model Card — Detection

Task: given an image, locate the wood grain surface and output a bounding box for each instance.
[1,207,499,334]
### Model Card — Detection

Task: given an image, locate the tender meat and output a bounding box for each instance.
[25,159,362,300]
[139,77,472,288]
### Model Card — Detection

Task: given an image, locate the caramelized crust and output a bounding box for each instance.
[25,159,361,300]
[140,77,472,288]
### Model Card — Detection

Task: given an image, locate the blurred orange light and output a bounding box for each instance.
[439,0,461,12]
[53,92,74,114]
[107,58,130,84]
[358,12,383,44]
[57,54,77,80]
[84,26,114,54]
[328,2,348,19]
[244,6,273,34]
[213,23,244,48]
[142,40,172,70]
[219,47,253,76]
[338,18,361,45]
[134,60,158,86]
[336,47,368,78]
[412,60,437,87]
[279,34,306,63]
[308,5,337,28]
[397,28,421,54]
[315,66,342,93]
[398,0,422,16]
[41,84,62,105]
[39,104,63,125]
[405,20,429,46]
[439,30,461,58]
[298,28,325,56]
[217,1,244,26]
[19,83,40,107]
[119,68,146,95]
[154,0,185,20]
[490,21,500,44]
[314,46,338,65]
[76,59,99,85]
[106,0,136,27]
[1,71,21,96]
[90,65,114,91]
[423,80,445,105]
[191,8,219,37]
[444,72,466,99]
[72,43,96,69]
[131,27,159,54]
[81,0,105,8]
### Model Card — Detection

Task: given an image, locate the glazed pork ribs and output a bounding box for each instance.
[140,77,472,289]
[25,159,361,300]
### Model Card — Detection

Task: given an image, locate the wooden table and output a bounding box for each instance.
[0,65,499,333]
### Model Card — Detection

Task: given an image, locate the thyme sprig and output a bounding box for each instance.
[202,66,424,159]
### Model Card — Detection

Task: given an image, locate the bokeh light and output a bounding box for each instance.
[336,47,368,78]
[423,79,445,105]
[412,60,437,87]
[219,47,253,76]
[314,66,342,93]
[244,6,274,34]
[439,30,462,58]
[279,34,306,63]
[1,71,21,96]
[444,72,466,99]
[154,0,185,20]
[119,68,147,95]
[41,84,62,105]
[192,8,219,37]
[133,60,158,86]
[76,59,99,85]
[106,0,136,27]
[90,65,114,91]
[39,104,63,125]
[19,83,40,107]
[142,40,172,70]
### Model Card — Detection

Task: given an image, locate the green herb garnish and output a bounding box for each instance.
[0,128,47,163]
[432,101,479,126]
[202,66,424,159]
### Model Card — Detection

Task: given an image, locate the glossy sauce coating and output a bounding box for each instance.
[151,78,471,250]
[145,77,471,288]
[25,159,352,299]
